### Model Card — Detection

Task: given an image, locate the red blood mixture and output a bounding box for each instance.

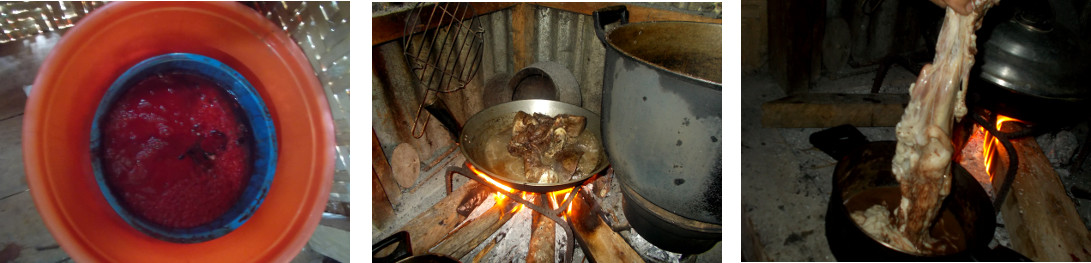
[101,72,252,229]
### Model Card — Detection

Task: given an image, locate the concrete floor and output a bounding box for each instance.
[741,66,918,261]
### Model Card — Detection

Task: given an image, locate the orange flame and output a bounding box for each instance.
[467,164,579,216]
[982,115,1023,181]
[513,193,530,213]
[468,164,515,210]
[548,188,577,220]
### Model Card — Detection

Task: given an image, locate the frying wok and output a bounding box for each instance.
[455,100,609,193]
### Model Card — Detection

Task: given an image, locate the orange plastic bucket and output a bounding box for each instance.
[23,2,335,261]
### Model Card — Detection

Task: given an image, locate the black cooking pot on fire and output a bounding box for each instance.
[813,127,1029,261]
[969,1,1090,126]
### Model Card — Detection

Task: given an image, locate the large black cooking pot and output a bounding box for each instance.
[969,1,1090,126]
[593,6,722,254]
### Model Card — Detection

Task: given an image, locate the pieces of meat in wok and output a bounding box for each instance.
[508,111,586,184]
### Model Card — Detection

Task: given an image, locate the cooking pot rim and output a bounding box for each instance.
[830,141,995,258]
[602,20,723,87]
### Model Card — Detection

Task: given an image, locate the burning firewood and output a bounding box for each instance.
[527,196,556,263]
[568,188,643,262]
[431,191,517,259]
[395,180,490,255]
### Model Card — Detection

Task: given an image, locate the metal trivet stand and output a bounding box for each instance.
[969,109,1034,209]
[444,164,591,263]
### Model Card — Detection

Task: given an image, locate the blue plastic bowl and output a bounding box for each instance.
[89,53,277,243]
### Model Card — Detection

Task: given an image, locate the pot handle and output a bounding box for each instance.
[424,99,462,141]
[592,5,629,45]
[373,231,412,263]
[809,124,869,160]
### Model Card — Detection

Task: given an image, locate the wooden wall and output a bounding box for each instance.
[741,0,768,73]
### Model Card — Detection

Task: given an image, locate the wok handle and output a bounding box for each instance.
[424,99,462,141]
[372,231,412,263]
[809,124,869,160]
[592,5,629,45]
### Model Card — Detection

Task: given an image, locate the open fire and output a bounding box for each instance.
[980,115,1024,181]
[468,163,576,218]
[957,112,1031,204]
[375,156,704,262]
[548,188,575,220]
[956,113,1022,198]
[467,164,522,213]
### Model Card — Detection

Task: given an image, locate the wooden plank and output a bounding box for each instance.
[372,2,721,46]
[430,197,516,259]
[373,130,401,205]
[999,137,1091,261]
[372,169,396,229]
[741,204,768,261]
[741,0,765,19]
[527,199,555,263]
[767,0,825,95]
[372,3,518,45]
[741,0,767,72]
[472,238,499,263]
[510,3,535,71]
[569,191,643,262]
[395,180,489,255]
[529,3,722,24]
[761,93,909,128]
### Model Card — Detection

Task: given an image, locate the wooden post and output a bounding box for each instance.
[373,130,401,205]
[741,0,768,72]
[527,196,555,263]
[510,3,535,71]
[372,169,396,229]
[767,0,826,95]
